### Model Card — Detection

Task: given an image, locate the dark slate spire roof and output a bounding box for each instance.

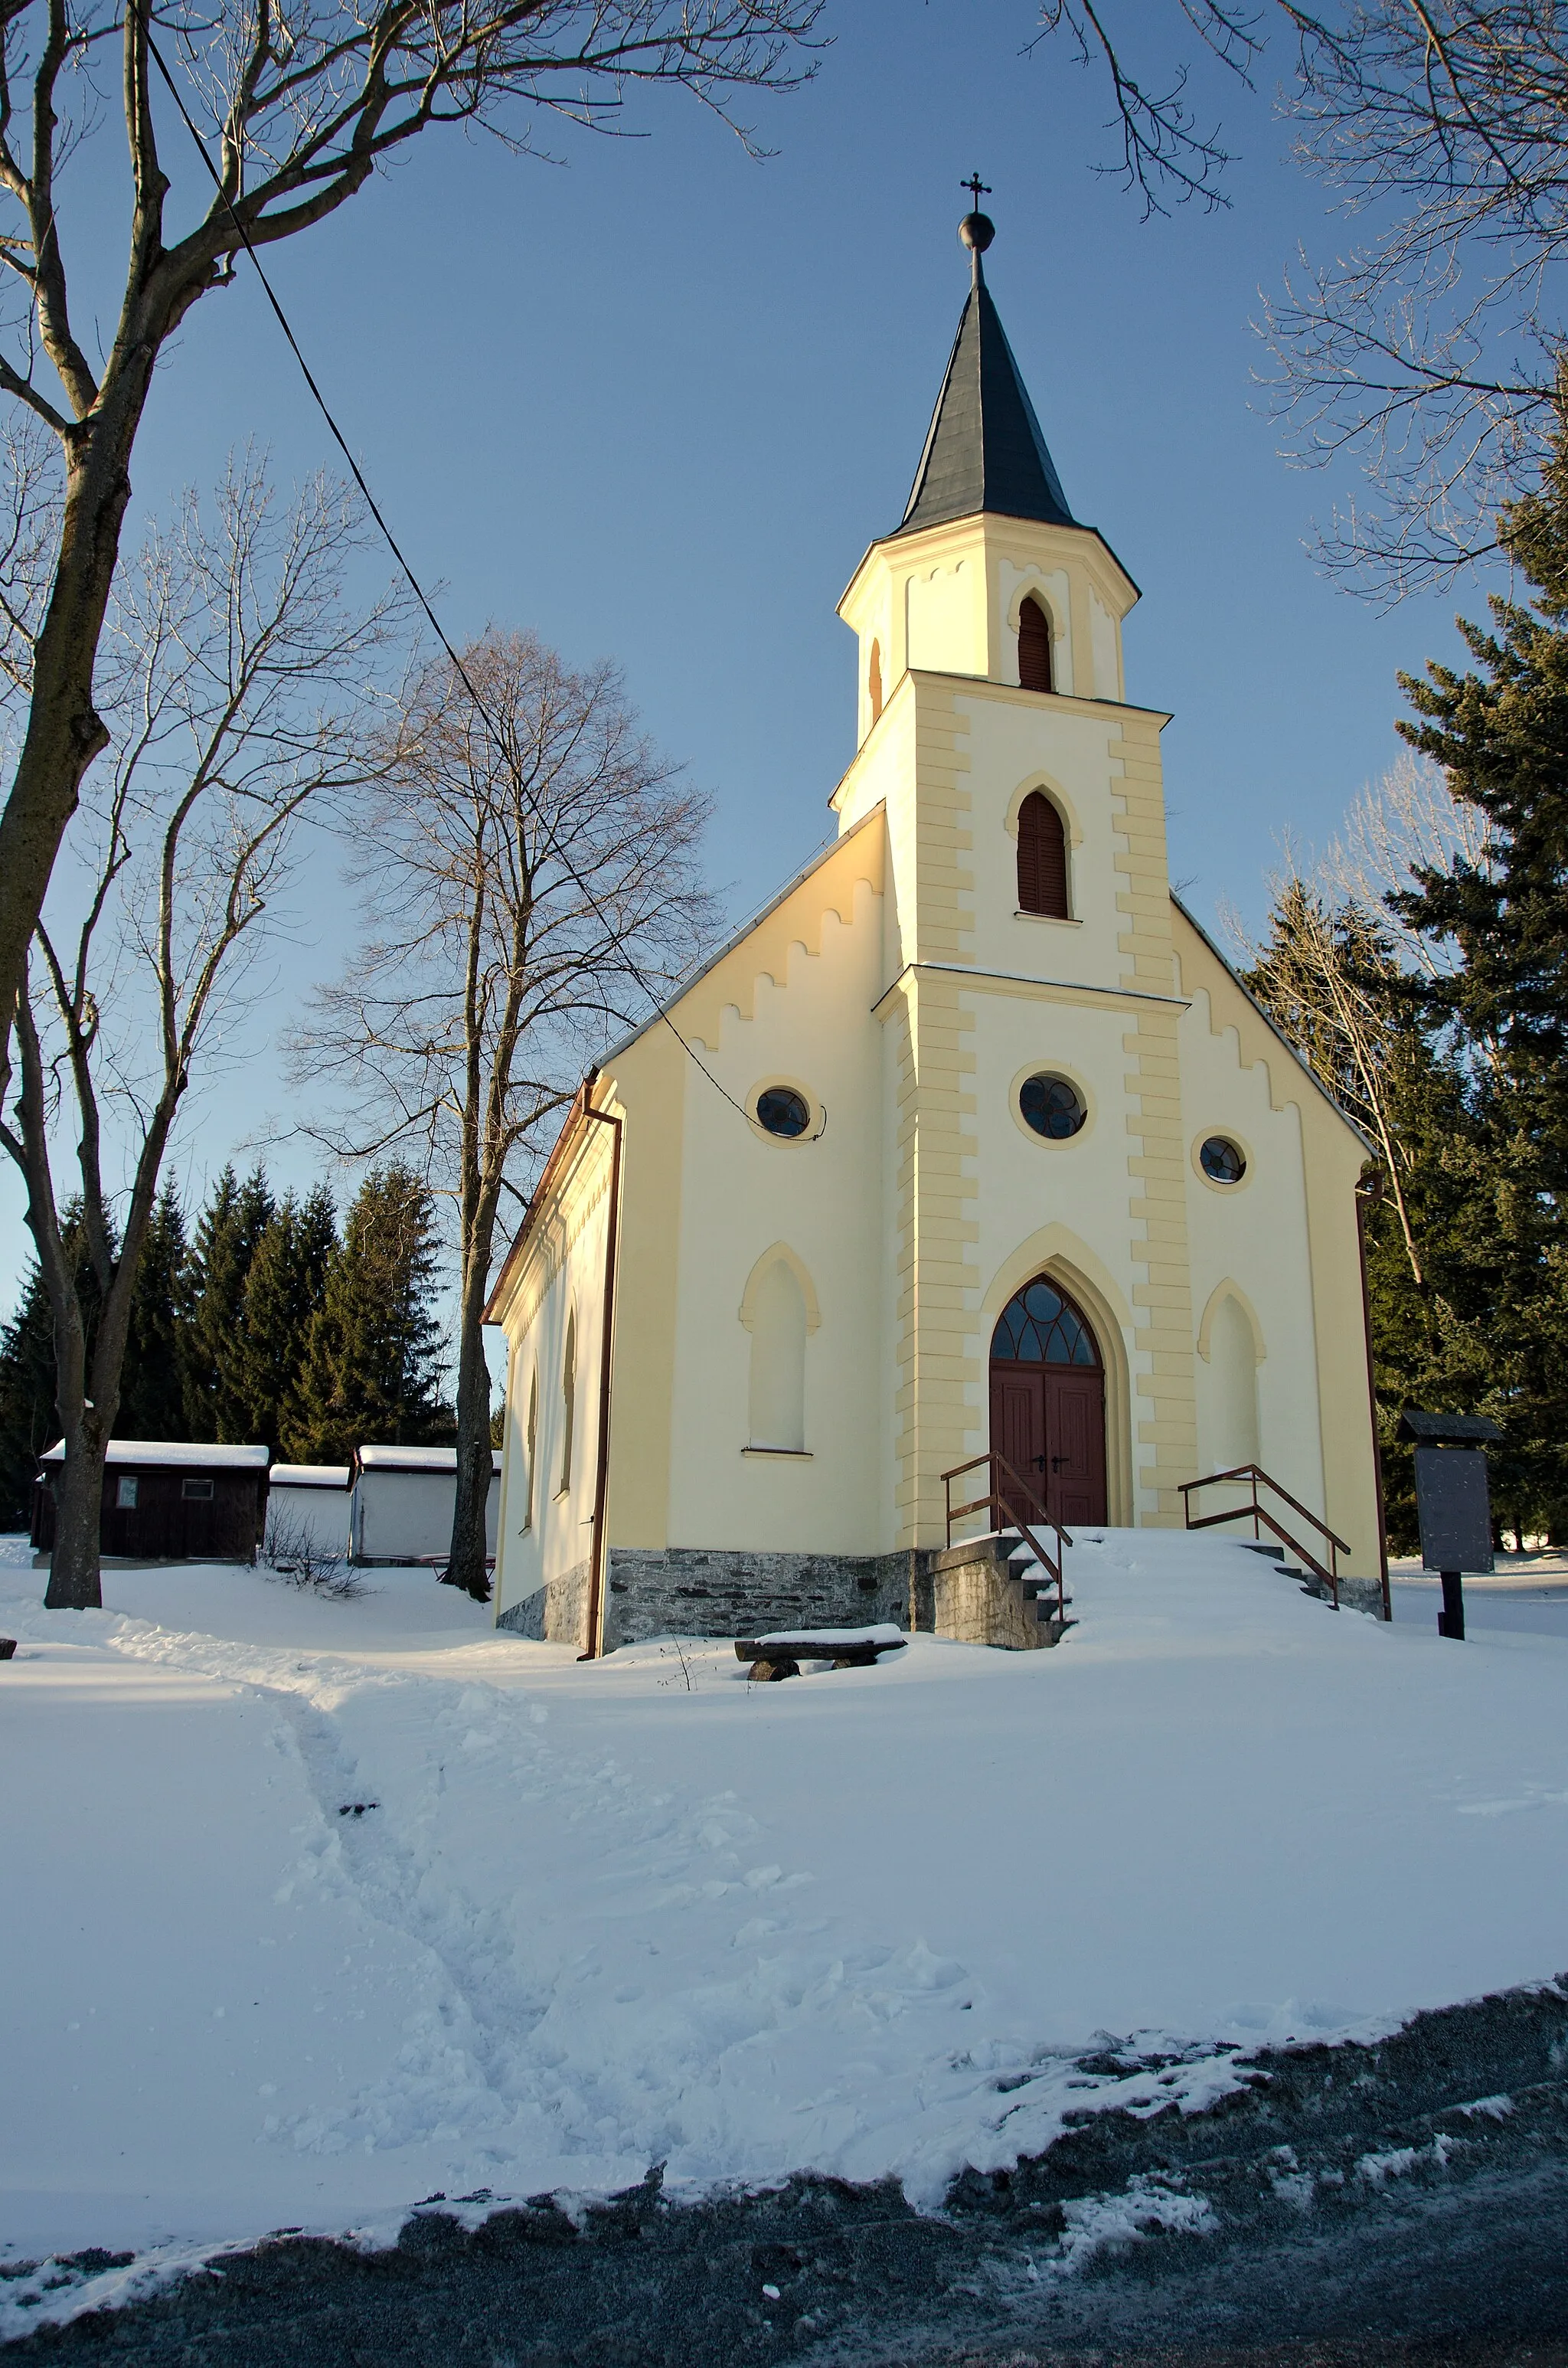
[896,244,1076,538]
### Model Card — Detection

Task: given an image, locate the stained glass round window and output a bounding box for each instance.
[1019,1073,1086,1140]
[991,1278,1099,1366]
[1200,1134,1246,1184]
[756,1085,810,1140]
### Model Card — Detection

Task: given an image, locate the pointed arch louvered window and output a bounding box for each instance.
[1017,790,1070,918]
[1018,595,1054,693]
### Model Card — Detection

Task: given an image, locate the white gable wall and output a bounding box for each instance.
[496,1137,614,1610]
[1178,989,1330,1522]
[666,879,887,1553]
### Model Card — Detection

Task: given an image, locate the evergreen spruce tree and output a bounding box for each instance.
[1392,408,1568,1538]
[0,1215,103,1527]
[285,1163,452,1464]
[1243,893,1493,1549]
[240,1186,338,1460]
[183,1166,276,1441]
[118,1185,191,1440]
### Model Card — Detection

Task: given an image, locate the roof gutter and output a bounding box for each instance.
[483,1081,591,1326]
[481,1069,625,1661]
[578,1085,624,1662]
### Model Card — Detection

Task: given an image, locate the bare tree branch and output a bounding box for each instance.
[0,0,822,1119]
[4,453,404,1607]
[293,624,714,1598]
[1027,2,1568,593]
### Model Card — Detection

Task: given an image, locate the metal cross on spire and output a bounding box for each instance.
[958,175,995,277]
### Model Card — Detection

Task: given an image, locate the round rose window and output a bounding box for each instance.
[1200,1135,1246,1184]
[1019,1074,1086,1140]
[756,1086,810,1140]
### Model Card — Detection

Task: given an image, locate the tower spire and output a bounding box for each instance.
[895,198,1076,538]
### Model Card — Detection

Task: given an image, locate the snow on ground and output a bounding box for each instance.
[1391,1549,1568,1638]
[4,1527,1568,2331]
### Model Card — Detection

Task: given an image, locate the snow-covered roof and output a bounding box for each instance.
[269,1463,351,1490]
[356,1445,501,1475]
[38,1440,270,1470]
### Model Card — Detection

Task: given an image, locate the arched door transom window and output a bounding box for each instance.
[991,1278,1099,1367]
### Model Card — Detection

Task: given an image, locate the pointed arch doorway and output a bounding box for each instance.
[990,1275,1108,1528]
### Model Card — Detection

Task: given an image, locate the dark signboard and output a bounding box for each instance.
[1413,1446,1494,1576]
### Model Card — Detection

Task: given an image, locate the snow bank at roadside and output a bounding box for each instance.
[4,1528,1567,2335]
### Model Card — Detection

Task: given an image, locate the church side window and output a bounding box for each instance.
[557,1314,576,1496]
[522,1369,537,1532]
[748,1258,808,1453]
[1018,595,1054,694]
[868,638,883,725]
[1017,791,1070,918]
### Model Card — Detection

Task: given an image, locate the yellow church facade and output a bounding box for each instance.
[487,217,1381,1652]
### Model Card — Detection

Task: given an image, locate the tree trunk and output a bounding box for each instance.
[0,363,152,1095]
[444,1262,495,1601]
[44,1410,109,1611]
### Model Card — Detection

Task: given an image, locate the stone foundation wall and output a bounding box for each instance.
[602,1546,924,1650]
[496,1557,592,1649]
[1321,1573,1387,1620]
[495,1539,1083,1653]
[930,1538,1048,1650]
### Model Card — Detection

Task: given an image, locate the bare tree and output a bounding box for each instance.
[1029,3,1568,594]
[0,0,820,1114]
[1316,747,1491,983]
[1223,750,1492,1285]
[296,627,711,1601]
[2,455,401,1608]
[1232,872,1430,1279]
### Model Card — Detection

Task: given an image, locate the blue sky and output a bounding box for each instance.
[1,0,1486,1311]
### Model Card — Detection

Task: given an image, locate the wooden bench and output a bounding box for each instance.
[734,1631,906,1681]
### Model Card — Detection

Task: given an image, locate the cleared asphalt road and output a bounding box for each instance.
[7,1980,1568,2365]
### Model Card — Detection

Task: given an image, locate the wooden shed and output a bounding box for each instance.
[32,1441,270,1563]
[350,1444,500,1565]
[266,1464,352,1558]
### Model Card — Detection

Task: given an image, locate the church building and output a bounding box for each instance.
[486,211,1381,1653]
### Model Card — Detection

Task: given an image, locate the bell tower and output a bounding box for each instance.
[838,202,1138,745]
[834,199,1199,1551]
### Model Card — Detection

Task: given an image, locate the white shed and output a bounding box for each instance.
[350,1444,501,1565]
[266,1464,351,1558]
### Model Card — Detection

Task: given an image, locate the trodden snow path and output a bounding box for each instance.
[3,1527,1568,2314]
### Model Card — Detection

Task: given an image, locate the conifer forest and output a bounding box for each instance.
[0,1162,455,1529]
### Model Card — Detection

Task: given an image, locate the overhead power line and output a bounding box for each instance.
[144,27,766,1137]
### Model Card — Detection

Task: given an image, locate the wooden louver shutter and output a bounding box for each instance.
[1018,596,1053,693]
[1017,791,1069,917]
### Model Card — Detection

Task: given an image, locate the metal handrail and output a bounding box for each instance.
[1178,1464,1350,1609]
[939,1450,1073,1629]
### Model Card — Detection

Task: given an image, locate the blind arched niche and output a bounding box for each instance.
[747,1258,808,1452]
[1209,1293,1260,1470]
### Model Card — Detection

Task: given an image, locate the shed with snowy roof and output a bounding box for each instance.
[32,1440,270,1563]
[350,1444,501,1566]
[266,1464,352,1558]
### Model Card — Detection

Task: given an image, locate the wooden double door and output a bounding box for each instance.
[989,1276,1109,1529]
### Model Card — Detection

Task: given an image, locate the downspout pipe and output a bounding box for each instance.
[1356,1166,1392,1622]
[578,1078,624,1660]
